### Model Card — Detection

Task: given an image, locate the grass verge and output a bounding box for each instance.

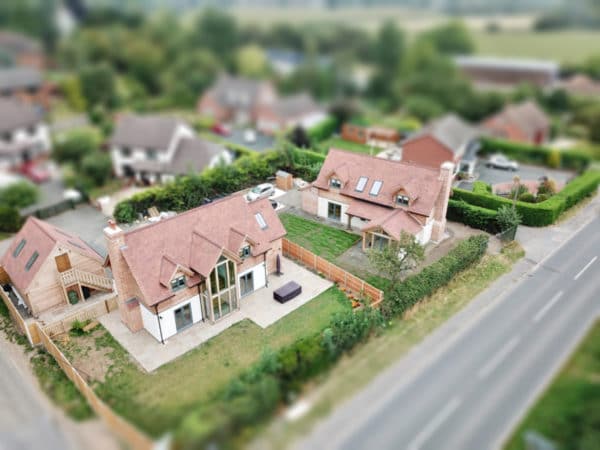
[253,242,524,449]
[504,320,600,450]
[280,213,360,261]
[60,287,350,437]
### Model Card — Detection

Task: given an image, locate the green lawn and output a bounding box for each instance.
[280,213,360,261]
[60,287,350,437]
[505,320,600,450]
[320,137,376,155]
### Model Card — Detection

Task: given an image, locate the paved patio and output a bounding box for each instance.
[99,257,332,372]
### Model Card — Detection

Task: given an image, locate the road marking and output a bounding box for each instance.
[478,336,521,380]
[574,256,597,280]
[532,291,564,323]
[406,396,462,450]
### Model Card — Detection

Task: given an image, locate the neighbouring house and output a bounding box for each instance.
[197,74,277,125]
[0,66,53,109]
[0,98,51,170]
[482,100,550,145]
[302,149,453,247]
[104,195,286,343]
[256,92,328,135]
[454,56,559,91]
[398,114,481,176]
[266,48,331,77]
[0,31,45,69]
[109,114,232,184]
[341,123,401,148]
[0,217,113,317]
[557,74,600,98]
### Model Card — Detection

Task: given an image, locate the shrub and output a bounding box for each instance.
[447,199,499,233]
[0,182,38,208]
[511,183,529,199]
[518,192,535,203]
[472,181,492,194]
[307,116,338,143]
[81,152,113,187]
[538,178,557,196]
[53,129,99,166]
[546,149,561,168]
[0,206,22,232]
[496,205,522,231]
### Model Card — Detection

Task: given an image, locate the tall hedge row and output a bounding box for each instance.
[451,171,600,226]
[447,199,500,234]
[479,137,591,171]
[307,116,338,143]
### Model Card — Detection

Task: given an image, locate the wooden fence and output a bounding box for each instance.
[282,238,384,307]
[42,295,118,338]
[36,324,155,450]
[0,289,37,344]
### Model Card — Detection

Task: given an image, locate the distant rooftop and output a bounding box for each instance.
[454,56,559,73]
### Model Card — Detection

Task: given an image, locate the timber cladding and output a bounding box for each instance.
[281,238,383,307]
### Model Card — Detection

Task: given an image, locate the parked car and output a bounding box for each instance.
[211,123,231,136]
[486,154,519,171]
[243,128,257,144]
[246,183,275,202]
[19,162,50,183]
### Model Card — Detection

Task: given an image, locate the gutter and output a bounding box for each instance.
[154,304,165,345]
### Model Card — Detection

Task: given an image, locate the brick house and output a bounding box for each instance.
[341,123,400,148]
[197,74,277,125]
[0,31,45,69]
[302,149,453,248]
[0,218,113,317]
[104,195,286,343]
[0,98,51,170]
[399,114,481,175]
[482,100,550,145]
[256,92,327,135]
[109,114,232,183]
[0,66,53,109]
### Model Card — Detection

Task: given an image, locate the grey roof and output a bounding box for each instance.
[404,113,481,158]
[130,137,228,176]
[0,31,41,55]
[210,74,268,108]
[0,66,42,91]
[454,56,559,74]
[271,93,322,118]
[110,115,184,150]
[0,98,42,133]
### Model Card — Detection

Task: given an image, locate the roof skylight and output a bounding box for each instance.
[255,213,268,230]
[356,176,368,192]
[370,180,383,196]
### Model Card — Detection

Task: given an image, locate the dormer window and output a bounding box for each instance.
[239,245,251,259]
[396,195,409,206]
[330,178,342,189]
[170,275,186,291]
[121,147,131,158]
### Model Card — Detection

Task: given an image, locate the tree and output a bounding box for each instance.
[367,231,425,288]
[403,95,445,121]
[191,9,238,60]
[369,20,404,99]
[0,182,38,209]
[53,130,99,166]
[60,76,87,112]
[236,45,268,78]
[163,50,221,107]
[288,126,311,148]
[81,152,112,187]
[418,21,474,55]
[573,103,600,142]
[79,63,117,110]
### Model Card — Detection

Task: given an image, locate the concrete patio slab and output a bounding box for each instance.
[99,257,333,372]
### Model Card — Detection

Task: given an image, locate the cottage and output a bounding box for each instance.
[302,149,453,248]
[104,195,286,342]
[482,100,550,145]
[0,98,50,170]
[197,74,277,125]
[0,218,112,316]
[109,114,232,183]
[256,92,327,135]
[341,123,400,149]
[399,114,481,175]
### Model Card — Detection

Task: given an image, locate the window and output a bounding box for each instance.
[330,178,342,189]
[255,213,268,230]
[2,131,12,142]
[370,180,383,196]
[121,148,132,158]
[239,245,251,259]
[27,125,37,135]
[13,239,26,257]
[396,195,409,206]
[327,202,342,221]
[355,176,368,192]
[170,275,186,291]
[25,251,39,271]
[146,149,157,160]
[208,257,237,321]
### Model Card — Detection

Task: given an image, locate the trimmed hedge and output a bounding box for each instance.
[383,235,489,317]
[0,206,22,232]
[452,171,600,226]
[447,199,500,234]
[479,137,591,172]
[307,116,338,143]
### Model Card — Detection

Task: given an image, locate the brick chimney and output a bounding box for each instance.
[103,220,143,332]
[431,161,454,242]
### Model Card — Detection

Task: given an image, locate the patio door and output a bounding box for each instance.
[328,202,342,221]
[174,303,193,332]
[240,271,254,297]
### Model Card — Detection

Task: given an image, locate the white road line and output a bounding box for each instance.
[478,336,521,380]
[406,396,462,450]
[574,256,597,280]
[532,291,564,323]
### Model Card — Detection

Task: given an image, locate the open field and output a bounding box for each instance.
[58,287,350,437]
[279,213,360,261]
[505,320,600,450]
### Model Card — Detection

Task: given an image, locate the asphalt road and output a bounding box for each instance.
[297,215,600,450]
[0,341,74,450]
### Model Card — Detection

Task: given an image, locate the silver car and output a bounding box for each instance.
[246,183,275,202]
[486,154,519,171]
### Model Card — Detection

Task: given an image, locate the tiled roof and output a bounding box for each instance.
[0,98,42,133]
[484,101,549,136]
[0,66,42,91]
[209,74,269,108]
[110,114,184,150]
[0,31,41,55]
[270,93,322,118]
[0,217,103,294]
[362,208,423,239]
[119,195,286,306]
[313,149,442,217]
